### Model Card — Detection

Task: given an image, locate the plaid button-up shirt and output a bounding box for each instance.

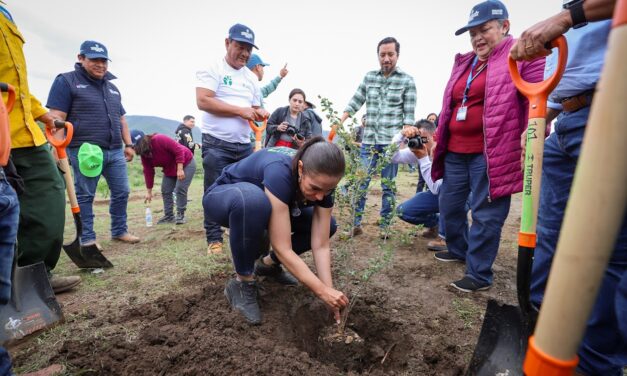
[344,67,416,145]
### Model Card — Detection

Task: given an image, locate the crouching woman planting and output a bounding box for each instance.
[203,137,348,324]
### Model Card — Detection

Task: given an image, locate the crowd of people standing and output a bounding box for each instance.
[1,0,625,374]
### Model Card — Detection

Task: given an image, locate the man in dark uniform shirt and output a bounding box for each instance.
[174,115,198,154]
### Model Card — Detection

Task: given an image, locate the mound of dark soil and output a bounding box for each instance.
[56,275,423,375]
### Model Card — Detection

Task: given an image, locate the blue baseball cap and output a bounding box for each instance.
[228,23,258,49]
[246,54,269,70]
[455,0,509,36]
[130,129,145,146]
[79,40,110,60]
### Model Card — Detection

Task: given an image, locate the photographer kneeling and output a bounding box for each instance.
[265,88,313,149]
[392,120,447,251]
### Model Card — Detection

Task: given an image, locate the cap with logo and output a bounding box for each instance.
[80,40,110,60]
[130,129,145,146]
[455,0,509,36]
[78,142,103,178]
[246,54,269,70]
[228,23,258,49]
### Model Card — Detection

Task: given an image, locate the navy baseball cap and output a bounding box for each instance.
[246,54,269,70]
[130,129,145,146]
[455,0,509,36]
[79,40,110,60]
[228,23,258,49]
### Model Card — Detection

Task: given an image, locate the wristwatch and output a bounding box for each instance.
[563,0,588,29]
[125,144,133,148]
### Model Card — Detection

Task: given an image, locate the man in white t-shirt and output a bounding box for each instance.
[196,23,269,255]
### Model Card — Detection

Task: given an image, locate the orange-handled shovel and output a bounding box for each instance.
[0,83,63,346]
[465,37,567,376]
[0,83,15,166]
[46,120,113,269]
[249,119,267,151]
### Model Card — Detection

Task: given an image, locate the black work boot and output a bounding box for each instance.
[175,211,186,225]
[157,215,175,224]
[254,256,298,286]
[224,278,262,325]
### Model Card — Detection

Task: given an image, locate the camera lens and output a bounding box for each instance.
[407,137,423,149]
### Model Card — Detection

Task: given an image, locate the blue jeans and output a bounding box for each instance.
[439,152,511,286]
[0,169,18,376]
[354,144,399,227]
[202,134,253,244]
[203,182,336,276]
[397,191,445,237]
[529,107,627,376]
[0,168,19,305]
[0,345,12,376]
[68,147,130,244]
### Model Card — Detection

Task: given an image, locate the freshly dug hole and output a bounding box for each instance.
[286,297,413,374]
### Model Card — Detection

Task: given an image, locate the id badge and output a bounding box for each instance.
[456,106,467,121]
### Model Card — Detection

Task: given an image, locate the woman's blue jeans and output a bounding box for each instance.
[439,152,511,286]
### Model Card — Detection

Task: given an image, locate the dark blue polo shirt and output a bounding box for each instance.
[215,147,334,209]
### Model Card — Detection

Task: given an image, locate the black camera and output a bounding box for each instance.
[285,125,297,136]
[405,136,428,150]
[285,125,304,140]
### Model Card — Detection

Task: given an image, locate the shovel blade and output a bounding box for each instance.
[466,299,527,376]
[80,244,113,269]
[63,240,113,269]
[0,262,63,346]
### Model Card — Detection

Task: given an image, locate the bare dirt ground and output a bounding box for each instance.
[9,170,522,375]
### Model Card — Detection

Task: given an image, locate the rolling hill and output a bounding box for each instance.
[125,115,201,141]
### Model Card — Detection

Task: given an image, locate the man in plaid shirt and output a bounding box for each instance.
[340,37,417,237]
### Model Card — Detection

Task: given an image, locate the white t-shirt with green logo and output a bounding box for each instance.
[196,58,261,143]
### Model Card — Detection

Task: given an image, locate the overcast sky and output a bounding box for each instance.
[9,0,558,128]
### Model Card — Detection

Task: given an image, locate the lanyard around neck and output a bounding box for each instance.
[462,56,487,106]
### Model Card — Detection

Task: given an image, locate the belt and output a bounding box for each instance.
[560,90,594,113]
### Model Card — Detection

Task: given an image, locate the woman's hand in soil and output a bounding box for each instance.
[319,287,349,323]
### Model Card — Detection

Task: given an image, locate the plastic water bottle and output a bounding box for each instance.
[145,207,153,227]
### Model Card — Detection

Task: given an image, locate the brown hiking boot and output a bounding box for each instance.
[343,226,363,237]
[207,242,223,255]
[427,237,448,252]
[112,233,140,244]
[23,364,66,376]
[49,275,81,294]
[421,226,439,239]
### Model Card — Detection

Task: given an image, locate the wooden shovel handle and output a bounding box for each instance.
[248,119,267,151]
